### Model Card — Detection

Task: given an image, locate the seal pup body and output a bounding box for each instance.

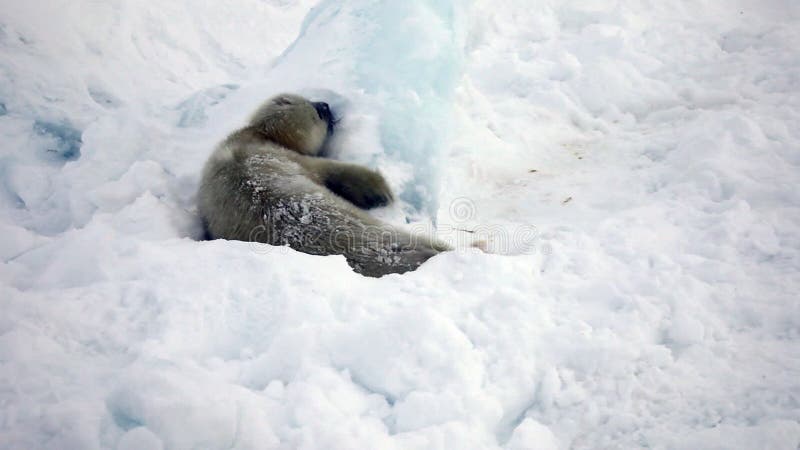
[198,93,449,276]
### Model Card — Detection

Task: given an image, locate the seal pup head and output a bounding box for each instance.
[249,93,335,155]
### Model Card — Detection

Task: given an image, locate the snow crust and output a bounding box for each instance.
[1,0,800,448]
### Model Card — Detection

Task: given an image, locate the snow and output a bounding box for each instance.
[1,0,799,448]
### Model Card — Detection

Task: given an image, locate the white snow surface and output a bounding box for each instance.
[2,0,800,448]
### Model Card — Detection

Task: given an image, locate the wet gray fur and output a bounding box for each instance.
[198,93,450,277]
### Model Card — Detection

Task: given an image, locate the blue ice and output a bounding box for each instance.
[278,0,470,221]
[33,120,82,162]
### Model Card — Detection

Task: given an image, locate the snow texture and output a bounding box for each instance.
[1,0,800,448]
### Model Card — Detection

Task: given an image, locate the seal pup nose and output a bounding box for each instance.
[313,101,334,134]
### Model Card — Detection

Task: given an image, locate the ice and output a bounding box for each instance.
[258,0,471,221]
[176,84,239,128]
[32,120,83,162]
[2,0,800,448]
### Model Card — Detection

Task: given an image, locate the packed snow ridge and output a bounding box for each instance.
[1,0,799,449]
